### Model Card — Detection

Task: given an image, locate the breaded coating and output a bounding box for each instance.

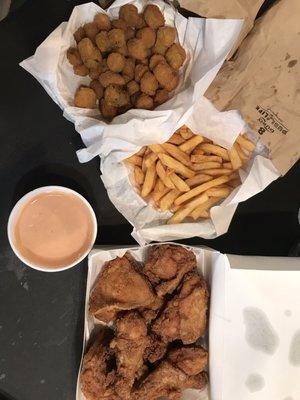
[99,71,126,87]
[67,47,82,66]
[152,41,168,56]
[134,64,149,82]
[74,26,85,43]
[154,89,169,106]
[153,62,179,91]
[140,71,158,96]
[83,22,99,42]
[78,38,102,63]
[112,18,127,30]
[100,99,117,120]
[104,84,130,108]
[95,31,111,53]
[149,54,166,70]
[136,27,156,48]
[127,38,148,60]
[108,28,126,49]
[166,43,186,70]
[135,93,154,110]
[90,79,104,99]
[122,58,135,79]
[168,346,208,376]
[143,4,165,29]
[74,86,97,108]
[127,80,140,96]
[94,13,111,31]
[107,52,125,73]
[156,26,176,47]
[125,26,135,40]
[73,64,89,76]
[119,4,141,28]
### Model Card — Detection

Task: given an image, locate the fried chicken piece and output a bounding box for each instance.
[144,245,197,297]
[152,273,209,344]
[168,346,208,376]
[110,312,149,399]
[80,337,119,400]
[89,255,156,323]
[132,353,207,400]
[144,333,167,364]
[143,4,165,29]
[140,296,164,323]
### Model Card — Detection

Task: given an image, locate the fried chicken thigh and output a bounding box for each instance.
[144,245,197,297]
[110,312,149,399]
[89,255,156,322]
[80,338,119,400]
[133,346,208,400]
[152,273,209,344]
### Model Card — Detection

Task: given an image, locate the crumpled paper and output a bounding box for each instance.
[101,97,280,245]
[19,0,244,162]
[76,243,214,400]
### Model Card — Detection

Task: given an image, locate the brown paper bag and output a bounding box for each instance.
[179,0,264,57]
[205,0,300,175]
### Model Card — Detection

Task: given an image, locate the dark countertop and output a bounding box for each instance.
[0,1,299,399]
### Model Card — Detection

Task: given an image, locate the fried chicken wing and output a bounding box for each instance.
[110,312,149,399]
[152,273,209,344]
[80,337,119,400]
[89,255,156,323]
[144,245,197,297]
[133,347,207,400]
[143,333,167,364]
[168,346,208,376]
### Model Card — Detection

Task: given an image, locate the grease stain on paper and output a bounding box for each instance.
[289,329,300,366]
[288,59,298,68]
[243,307,279,355]
[285,309,292,317]
[245,373,265,392]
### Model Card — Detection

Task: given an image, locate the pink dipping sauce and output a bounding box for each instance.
[13,191,95,268]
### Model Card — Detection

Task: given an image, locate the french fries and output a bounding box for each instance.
[124,131,254,224]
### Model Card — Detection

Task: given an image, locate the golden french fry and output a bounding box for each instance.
[223,162,233,169]
[168,133,185,145]
[160,189,180,212]
[148,144,166,154]
[144,152,158,168]
[141,155,147,172]
[202,168,233,176]
[236,134,255,152]
[167,193,209,224]
[152,187,169,203]
[179,135,203,153]
[228,145,242,170]
[192,147,205,155]
[235,142,249,161]
[153,178,164,193]
[174,175,231,205]
[177,125,194,139]
[191,154,223,163]
[228,172,239,180]
[156,160,176,189]
[206,186,231,197]
[136,146,147,157]
[141,163,156,197]
[194,210,209,219]
[125,154,143,166]
[191,162,222,171]
[134,166,145,185]
[162,143,191,167]
[190,197,222,220]
[185,174,213,187]
[199,143,230,161]
[158,153,195,179]
[169,173,190,192]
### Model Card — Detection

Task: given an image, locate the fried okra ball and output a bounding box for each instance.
[90,80,104,99]
[153,63,179,92]
[157,26,176,47]
[107,52,125,73]
[119,4,141,28]
[122,58,135,79]
[154,89,169,106]
[100,99,117,120]
[135,93,154,110]
[73,64,89,76]
[83,22,99,42]
[73,26,85,43]
[95,31,111,53]
[104,84,130,107]
[99,71,126,87]
[149,54,166,70]
[165,43,186,70]
[108,29,126,49]
[136,27,156,48]
[135,64,149,82]
[78,38,102,65]
[127,80,140,96]
[140,71,158,96]
[74,86,97,108]
[143,5,165,29]
[94,13,111,31]
[67,48,82,66]
[112,18,127,30]
[127,38,148,60]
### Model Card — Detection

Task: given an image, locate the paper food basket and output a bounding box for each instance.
[76,244,300,400]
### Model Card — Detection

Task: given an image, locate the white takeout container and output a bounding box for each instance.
[76,244,300,400]
[7,186,97,272]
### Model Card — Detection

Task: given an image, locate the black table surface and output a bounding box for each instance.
[0,1,299,399]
